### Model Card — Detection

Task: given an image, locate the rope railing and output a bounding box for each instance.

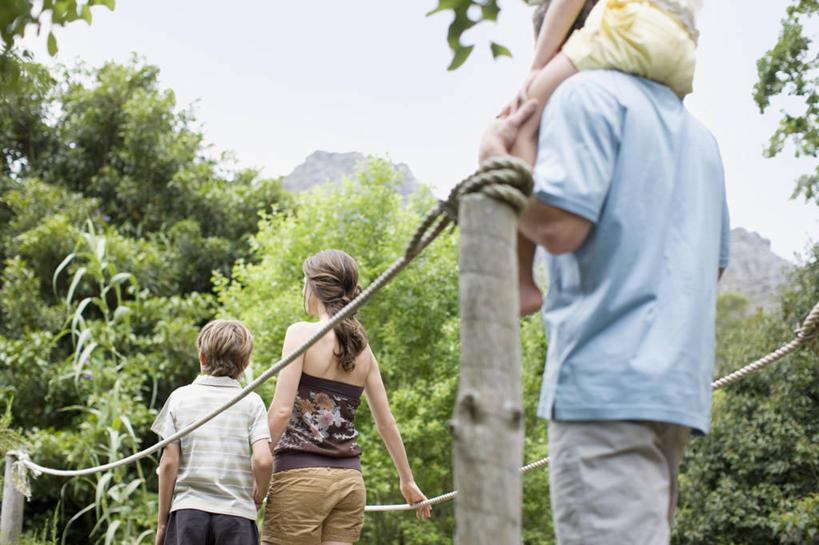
[7,154,815,516]
[365,298,819,512]
[8,156,534,482]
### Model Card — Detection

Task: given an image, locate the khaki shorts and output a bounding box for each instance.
[563,0,696,98]
[548,420,691,545]
[261,467,365,545]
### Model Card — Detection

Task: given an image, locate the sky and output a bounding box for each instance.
[18,0,818,260]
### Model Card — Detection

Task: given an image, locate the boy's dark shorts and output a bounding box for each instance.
[164,509,259,545]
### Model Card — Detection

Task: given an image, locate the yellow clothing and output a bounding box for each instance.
[562,0,697,98]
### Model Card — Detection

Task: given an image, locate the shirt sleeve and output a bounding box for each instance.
[249,394,272,445]
[719,195,730,269]
[151,391,178,441]
[533,75,624,223]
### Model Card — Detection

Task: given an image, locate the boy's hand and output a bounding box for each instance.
[253,480,265,510]
[155,524,167,545]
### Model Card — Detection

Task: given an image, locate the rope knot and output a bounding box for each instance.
[446,155,534,221]
[9,449,37,499]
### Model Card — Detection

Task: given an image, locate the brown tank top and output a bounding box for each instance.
[273,372,364,472]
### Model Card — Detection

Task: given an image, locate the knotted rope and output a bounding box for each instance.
[12,156,533,481]
[367,298,819,511]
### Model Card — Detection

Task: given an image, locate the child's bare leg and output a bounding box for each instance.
[510,52,579,166]
[512,53,577,314]
[518,231,543,316]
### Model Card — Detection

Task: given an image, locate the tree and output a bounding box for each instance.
[754,0,819,204]
[1,0,115,56]
[673,244,819,545]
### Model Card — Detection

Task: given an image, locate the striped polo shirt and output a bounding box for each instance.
[151,374,270,520]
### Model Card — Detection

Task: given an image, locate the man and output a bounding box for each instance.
[479,33,730,545]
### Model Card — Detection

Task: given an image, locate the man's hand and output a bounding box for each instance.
[479,99,538,163]
[155,524,167,545]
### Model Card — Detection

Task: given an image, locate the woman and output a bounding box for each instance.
[262,249,431,545]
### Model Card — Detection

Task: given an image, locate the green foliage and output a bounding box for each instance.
[427,0,529,70]
[773,493,819,544]
[217,159,553,544]
[754,0,819,204]
[0,56,284,542]
[673,243,819,545]
[0,396,26,453]
[0,0,115,56]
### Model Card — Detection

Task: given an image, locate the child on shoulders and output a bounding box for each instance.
[152,319,272,545]
[511,0,703,316]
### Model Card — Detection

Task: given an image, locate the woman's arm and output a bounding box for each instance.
[155,443,180,545]
[267,323,309,450]
[364,347,431,520]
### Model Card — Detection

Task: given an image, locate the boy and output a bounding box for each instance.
[152,319,272,545]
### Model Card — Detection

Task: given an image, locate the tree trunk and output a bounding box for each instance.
[452,193,524,544]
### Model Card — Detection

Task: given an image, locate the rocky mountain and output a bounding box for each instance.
[282,150,417,195]
[718,227,793,311]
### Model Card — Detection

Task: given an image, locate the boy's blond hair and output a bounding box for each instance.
[533,0,597,39]
[197,319,253,379]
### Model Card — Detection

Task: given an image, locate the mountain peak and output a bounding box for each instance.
[283,150,417,195]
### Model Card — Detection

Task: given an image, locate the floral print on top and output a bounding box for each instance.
[274,372,364,466]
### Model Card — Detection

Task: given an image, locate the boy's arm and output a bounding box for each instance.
[156,443,180,545]
[251,439,273,510]
[531,0,586,70]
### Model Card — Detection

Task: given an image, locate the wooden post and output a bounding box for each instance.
[1,452,25,545]
[452,193,524,544]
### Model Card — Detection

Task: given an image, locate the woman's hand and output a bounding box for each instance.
[400,479,432,521]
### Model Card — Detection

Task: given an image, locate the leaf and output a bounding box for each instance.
[482,0,501,22]
[134,529,153,545]
[104,519,122,545]
[71,297,93,337]
[448,44,474,71]
[80,4,92,24]
[61,503,96,545]
[426,0,466,16]
[95,236,106,262]
[120,478,142,500]
[119,414,137,440]
[72,328,93,364]
[67,266,87,306]
[94,0,116,10]
[47,32,57,56]
[75,341,98,375]
[53,252,76,295]
[490,42,512,59]
[94,472,114,512]
[113,305,131,322]
[109,272,133,286]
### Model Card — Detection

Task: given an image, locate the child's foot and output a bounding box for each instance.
[519,283,543,317]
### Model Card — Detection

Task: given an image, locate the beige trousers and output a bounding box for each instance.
[548,420,691,545]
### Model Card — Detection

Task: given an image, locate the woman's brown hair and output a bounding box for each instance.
[302,249,368,371]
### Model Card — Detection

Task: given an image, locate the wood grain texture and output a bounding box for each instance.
[453,194,524,544]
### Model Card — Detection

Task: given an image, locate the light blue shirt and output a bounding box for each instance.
[534,71,729,434]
